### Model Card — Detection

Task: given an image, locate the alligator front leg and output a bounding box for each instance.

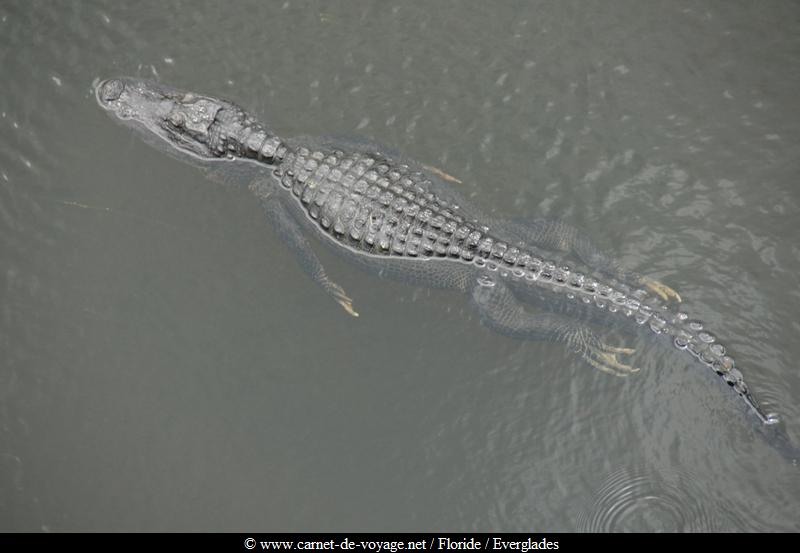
[470,278,639,376]
[496,217,681,303]
[420,164,463,184]
[261,195,358,317]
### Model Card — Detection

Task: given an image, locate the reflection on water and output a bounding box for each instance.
[1,0,799,531]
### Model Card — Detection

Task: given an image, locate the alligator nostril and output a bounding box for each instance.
[99,79,124,102]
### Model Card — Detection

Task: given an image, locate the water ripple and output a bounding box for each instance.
[577,466,720,532]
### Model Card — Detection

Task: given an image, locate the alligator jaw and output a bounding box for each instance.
[95,77,229,160]
[94,77,284,164]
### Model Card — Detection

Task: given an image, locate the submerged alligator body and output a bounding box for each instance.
[95,77,795,459]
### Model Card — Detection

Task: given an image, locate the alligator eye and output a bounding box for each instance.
[168,111,185,127]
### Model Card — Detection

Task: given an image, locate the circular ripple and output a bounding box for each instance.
[577,467,719,532]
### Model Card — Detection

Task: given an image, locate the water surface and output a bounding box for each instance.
[1,0,799,531]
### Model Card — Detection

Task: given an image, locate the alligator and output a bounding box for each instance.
[94,77,797,460]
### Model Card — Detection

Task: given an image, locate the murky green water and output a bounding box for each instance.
[1,0,799,531]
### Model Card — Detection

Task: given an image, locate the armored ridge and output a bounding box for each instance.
[269,144,775,425]
[94,77,782,437]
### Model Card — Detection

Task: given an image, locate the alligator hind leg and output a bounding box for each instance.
[470,278,639,376]
[496,217,681,302]
[638,275,682,303]
[260,195,358,317]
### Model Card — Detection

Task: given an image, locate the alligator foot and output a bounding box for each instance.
[422,163,463,184]
[329,282,359,317]
[640,276,682,303]
[582,342,640,377]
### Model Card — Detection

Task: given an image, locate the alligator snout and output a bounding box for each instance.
[97,78,124,104]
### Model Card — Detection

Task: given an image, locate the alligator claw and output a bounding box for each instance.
[329,282,359,317]
[337,299,359,317]
[582,342,640,377]
[640,276,681,303]
[422,163,462,184]
[602,344,636,355]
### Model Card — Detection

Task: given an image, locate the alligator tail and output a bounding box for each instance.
[661,314,779,426]
[588,281,779,428]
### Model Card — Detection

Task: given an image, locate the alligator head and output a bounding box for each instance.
[94,77,282,165]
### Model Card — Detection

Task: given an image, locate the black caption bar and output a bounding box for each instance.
[0,532,783,551]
